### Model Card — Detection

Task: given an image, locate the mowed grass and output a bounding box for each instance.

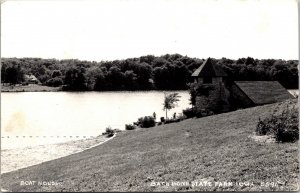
[1,100,299,192]
[1,84,60,92]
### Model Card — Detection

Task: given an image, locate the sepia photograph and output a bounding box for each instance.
[0,0,299,192]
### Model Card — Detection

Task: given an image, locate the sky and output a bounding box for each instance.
[1,0,298,61]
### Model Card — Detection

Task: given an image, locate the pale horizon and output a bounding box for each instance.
[1,0,298,62]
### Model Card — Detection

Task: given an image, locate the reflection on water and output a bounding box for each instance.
[1,91,190,149]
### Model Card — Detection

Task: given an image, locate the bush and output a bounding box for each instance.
[165,118,180,124]
[256,105,298,142]
[183,108,196,118]
[160,117,165,122]
[125,124,136,130]
[46,77,63,87]
[102,126,115,137]
[195,109,214,118]
[137,116,155,128]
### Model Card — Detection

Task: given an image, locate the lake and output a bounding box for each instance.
[1,91,190,149]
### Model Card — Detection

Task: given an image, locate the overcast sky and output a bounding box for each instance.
[1,0,298,61]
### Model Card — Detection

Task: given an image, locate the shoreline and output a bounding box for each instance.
[1,84,189,92]
[1,134,116,174]
[1,84,61,92]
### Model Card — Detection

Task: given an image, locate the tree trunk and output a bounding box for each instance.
[166,109,168,120]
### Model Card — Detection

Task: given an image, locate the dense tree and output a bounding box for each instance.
[1,55,298,90]
[64,67,87,91]
[123,70,138,90]
[46,77,63,87]
[94,71,107,91]
[51,70,62,78]
[106,66,125,90]
[5,65,24,85]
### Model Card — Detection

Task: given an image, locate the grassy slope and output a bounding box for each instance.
[1,100,299,192]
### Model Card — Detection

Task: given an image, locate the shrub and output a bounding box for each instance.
[256,105,298,142]
[125,124,136,130]
[195,109,214,118]
[165,118,180,124]
[183,108,196,118]
[160,117,165,122]
[46,77,63,87]
[256,118,270,135]
[102,126,115,137]
[137,116,155,128]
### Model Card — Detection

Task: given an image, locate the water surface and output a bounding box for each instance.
[1,91,190,149]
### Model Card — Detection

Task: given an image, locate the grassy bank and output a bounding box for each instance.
[1,84,60,92]
[1,100,298,191]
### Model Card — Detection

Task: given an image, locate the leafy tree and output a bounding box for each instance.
[5,65,24,85]
[51,70,62,78]
[46,77,63,87]
[64,67,87,91]
[134,62,153,89]
[163,93,181,119]
[94,72,107,91]
[106,66,124,90]
[123,70,138,90]
[1,64,7,83]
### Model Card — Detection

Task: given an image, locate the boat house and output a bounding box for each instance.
[191,58,294,112]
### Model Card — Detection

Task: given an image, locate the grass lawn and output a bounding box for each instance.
[1,100,298,192]
[1,84,60,92]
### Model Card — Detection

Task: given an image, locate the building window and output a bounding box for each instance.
[203,77,212,84]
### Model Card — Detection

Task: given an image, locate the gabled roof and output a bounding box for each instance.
[234,81,294,105]
[192,58,227,77]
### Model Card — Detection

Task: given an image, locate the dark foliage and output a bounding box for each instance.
[195,109,214,118]
[102,126,115,137]
[125,124,136,130]
[182,108,197,118]
[46,77,63,87]
[165,118,181,124]
[1,55,298,90]
[2,65,24,85]
[137,116,156,128]
[256,104,298,142]
[64,67,87,91]
[195,85,215,97]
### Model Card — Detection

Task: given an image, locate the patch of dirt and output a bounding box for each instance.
[249,133,275,143]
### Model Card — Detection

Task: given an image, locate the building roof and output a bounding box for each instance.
[191,58,228,77]
[234,81,294,105]
[25,74,38,80]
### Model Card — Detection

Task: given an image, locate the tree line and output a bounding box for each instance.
[1,54,298,90]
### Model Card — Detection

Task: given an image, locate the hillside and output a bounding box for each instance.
[1,99,299,192]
